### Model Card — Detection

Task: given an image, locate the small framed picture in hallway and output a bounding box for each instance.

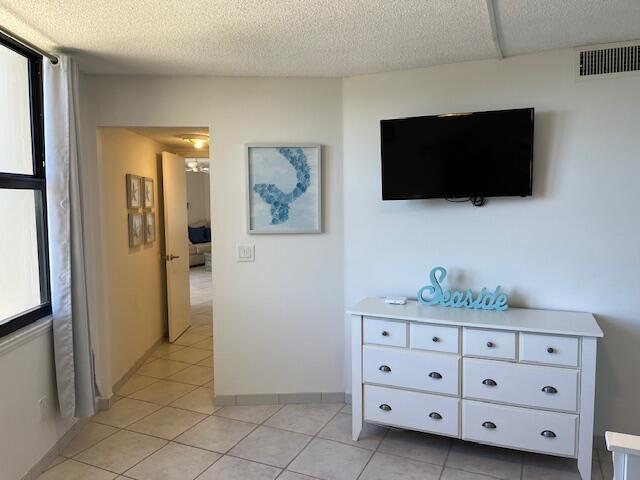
[247,144,322,234]
[128,213,143,247]
[143,177,154,208]
[126,174,141,209]
[144,212,155,244]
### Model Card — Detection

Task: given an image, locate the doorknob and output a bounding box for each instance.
[162,254,180,261]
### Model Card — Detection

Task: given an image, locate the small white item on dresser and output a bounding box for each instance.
[385,296,407,305]
[348,298,603,480]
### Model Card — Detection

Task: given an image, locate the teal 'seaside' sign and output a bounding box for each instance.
[417,266,509,311]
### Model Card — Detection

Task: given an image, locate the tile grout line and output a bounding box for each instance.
[86,378,212,452]
[67,420,170,476]
[374,427,391,453]
[167,403,287,450]
[55,399,532,480]
[276,404,345,478]
[375,431,518,480]
[53,456,126,476]
[114,375,162,396]
[354,445,376,480]
[118,340,216,477]
[116,434,170,477]
[48,403,575,480]
[130,343,213,383]
[122,371,212,404]
[182,405,383,476]
[520,450,524,480]
[44,272,216,479]
[207,404,368,473]
[597,448,608,479]
[59,423,122,460]
[437,437,453,480]
[375,430,452,470]
[192,453,225,480]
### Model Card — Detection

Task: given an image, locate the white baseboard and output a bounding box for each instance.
[25,337,165,477]
[23,417,87,480]
[111,336,164,394]
[214,391,346,406]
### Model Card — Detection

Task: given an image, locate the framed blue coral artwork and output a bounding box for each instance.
[246,144,322,234]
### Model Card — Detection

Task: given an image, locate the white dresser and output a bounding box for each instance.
[349,298,603,480]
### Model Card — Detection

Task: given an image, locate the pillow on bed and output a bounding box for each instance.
[188,226,208,244]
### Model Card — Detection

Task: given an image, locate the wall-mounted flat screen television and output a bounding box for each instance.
[381,108,534,200]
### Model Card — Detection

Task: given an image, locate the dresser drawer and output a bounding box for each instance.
[519,333,579,367]
[462,400,577,457]
[363,345,460,395]
[411,323,460,353]
[363,317,407,347]
[463,328,516,360]
[462,358,579,412]
[365,385,459,437]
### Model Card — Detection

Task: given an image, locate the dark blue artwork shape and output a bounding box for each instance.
[253,147,311,225]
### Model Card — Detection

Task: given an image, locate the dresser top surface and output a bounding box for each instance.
[347,298,603,337]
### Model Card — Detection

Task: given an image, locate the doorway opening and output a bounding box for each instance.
[97,126,213,398]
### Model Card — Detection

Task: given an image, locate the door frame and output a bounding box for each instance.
[90,124,213,400]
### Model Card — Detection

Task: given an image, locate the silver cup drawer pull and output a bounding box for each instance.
[541,386,558,394]
[541,430,556,438]
[429,412,442,420]
[482,379,497,387]
[379,365,391,373]
[379,404,392,412]
[428,371,442,379]
[482,421,497,429]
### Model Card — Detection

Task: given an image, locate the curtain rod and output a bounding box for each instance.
[0,25,58,64]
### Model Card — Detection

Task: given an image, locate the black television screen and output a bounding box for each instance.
[381,108,534,200]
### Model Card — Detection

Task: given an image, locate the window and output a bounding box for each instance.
[0,32,51,337]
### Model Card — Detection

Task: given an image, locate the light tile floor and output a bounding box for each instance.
[39,267,614,479]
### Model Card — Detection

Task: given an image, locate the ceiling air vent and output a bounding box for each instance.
[576,41,640,79]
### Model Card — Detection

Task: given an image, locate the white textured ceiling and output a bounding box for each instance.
[1,0,639,77]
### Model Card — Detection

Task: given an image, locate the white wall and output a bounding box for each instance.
[186,171,211,225]
[0,323,76,480]
[81,76,344,397]
[343,48,640,435]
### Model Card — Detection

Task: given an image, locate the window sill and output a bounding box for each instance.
[0,316,52,357]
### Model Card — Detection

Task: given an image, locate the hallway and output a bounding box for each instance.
[189,265,214,333]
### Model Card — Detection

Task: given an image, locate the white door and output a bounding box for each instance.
[162,151,191,342]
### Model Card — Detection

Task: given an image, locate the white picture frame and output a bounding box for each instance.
[144,211,155,244]
[142,177,154,209]
[126,174,141,209]
[246,143,322,234]
[128,213,143,247]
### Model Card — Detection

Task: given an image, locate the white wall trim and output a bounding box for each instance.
[112,335,164,393]
[0,316,52,357]
[23,417,85,480]
[214,391,346,406]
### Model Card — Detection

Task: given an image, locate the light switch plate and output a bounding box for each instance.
[237,245,255,262]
